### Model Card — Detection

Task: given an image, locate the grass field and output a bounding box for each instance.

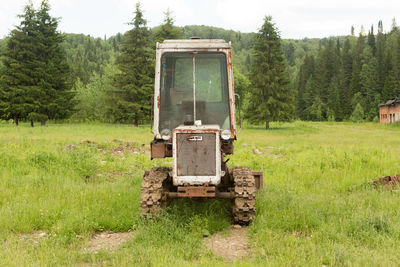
[0,121,400,266]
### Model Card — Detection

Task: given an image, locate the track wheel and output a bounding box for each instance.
[140,167,171,217]
[231,167,256,224]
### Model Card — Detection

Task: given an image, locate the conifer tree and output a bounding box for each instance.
[340,37,353,118]
[360,46,379,119]
[246,16,293,129]
[0,0,73,126]
[0,3,37,125]
[153,8,183,43]
[351,103,364,122]
[375,22,386,91]
[295,54,315,120]
[110,2,153,125]
[350,30,366,96]
[328,76,341,120]
[367,25,376,55]
[34,0,74,125]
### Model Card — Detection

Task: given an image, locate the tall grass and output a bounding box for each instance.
[0,122,399,266]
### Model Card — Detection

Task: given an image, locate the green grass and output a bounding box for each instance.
[0,121,400,266]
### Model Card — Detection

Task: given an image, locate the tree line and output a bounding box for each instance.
[295,22,400,122]
[0,0,398,127]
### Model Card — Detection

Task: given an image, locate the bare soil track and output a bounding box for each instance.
[204,225,250,262]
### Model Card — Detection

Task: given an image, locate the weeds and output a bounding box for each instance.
[0,122,400,265]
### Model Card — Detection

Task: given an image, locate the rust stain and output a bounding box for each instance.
[177,185,216,197]
[252,171,264,189]
[226,49,236,139]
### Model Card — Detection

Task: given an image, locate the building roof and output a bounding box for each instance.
[378,97,400,107]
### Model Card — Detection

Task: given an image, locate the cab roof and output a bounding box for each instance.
[157,39,231,49]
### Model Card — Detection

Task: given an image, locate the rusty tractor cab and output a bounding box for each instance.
[141,38,263,224]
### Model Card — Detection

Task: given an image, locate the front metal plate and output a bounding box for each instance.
[176,133,216,176]
[172,125,221,186]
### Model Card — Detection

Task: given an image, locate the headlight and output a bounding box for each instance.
[160,129,171,141]
[221,129,231,140]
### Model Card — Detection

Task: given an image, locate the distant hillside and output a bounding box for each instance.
[0,25,327,84]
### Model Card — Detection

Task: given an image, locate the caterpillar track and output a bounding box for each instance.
[140,167,171,217]
[231,167,256,225]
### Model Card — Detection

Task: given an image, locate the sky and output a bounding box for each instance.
[1,0,399,39]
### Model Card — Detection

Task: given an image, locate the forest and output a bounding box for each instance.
[0,1,399,125]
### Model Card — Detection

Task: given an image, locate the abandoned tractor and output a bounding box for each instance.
[140,38,263,224]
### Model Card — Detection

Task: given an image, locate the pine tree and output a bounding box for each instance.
[110,2,153,125]
[246,16,293,129]
[328,76,341,120]
[34,0,74,125]
[341,37,353,117]
[375,22,386,92]
[360,46,379,119]
[308,96,325,121]
[382,33,400,99]
[295,54,315,120]
[303,76,315,120]
[350,30,366,97]
[153,8,183,43]
[367,25,376,55]
[0,2,37,125]
[0,0,73,126]
[351,103,364,122]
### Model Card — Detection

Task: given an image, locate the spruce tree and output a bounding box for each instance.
[367,25,376,55]
[295,54,315,120]
[327,76,341,120]
[382,33,400,100]
[0,3,37,125]
[351,103,364,122]
[0,0,73,126]
[350,30,366,97]
[111,2,153,125]
[341,37,353,117]
[246,16,293,129]
[34,0,74,125]
[153,9,183,43]
[360,46,379,119]
[375,22,386,92]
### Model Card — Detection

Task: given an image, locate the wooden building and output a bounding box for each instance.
[379,97,400,123]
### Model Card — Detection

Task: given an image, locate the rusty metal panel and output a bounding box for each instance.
[151,142,165,159]
[153,46,162,138]
[252,171,264,189]
[172,125,221,186]
[177,185,216,197]
[222,143,234,154]
[226,48,236,139]
[176,133,216,176]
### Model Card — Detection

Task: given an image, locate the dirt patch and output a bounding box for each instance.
[66,139,150,157]
[19,230,47,244]
[373,174,400,189]
[204,225,250,262]
[252,146,264,156]
[98,141,148,157]
[85,231,133,252]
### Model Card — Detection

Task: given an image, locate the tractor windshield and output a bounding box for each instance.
[159,52,231,132]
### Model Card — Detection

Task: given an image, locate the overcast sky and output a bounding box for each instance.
[1,0,399,39]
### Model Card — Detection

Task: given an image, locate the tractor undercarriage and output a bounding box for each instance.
[140,166,262,225]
